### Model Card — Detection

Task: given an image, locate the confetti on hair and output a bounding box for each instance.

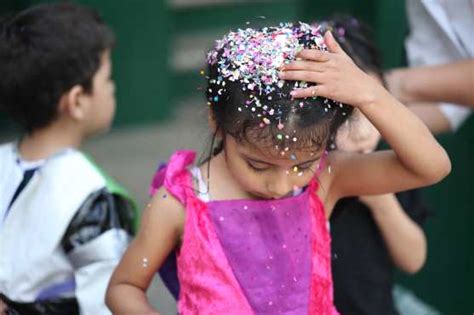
[205,22,351,150]
[207,22,326,99]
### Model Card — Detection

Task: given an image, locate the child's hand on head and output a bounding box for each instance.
[335,109,381,154]
[279,31,384,108]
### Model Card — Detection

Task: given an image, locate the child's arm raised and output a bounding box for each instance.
[105,187,185,315]
[280,31,451,201]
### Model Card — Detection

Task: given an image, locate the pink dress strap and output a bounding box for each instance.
[308,157,339,314]
[308,183,339,314]
[149,150,196,204]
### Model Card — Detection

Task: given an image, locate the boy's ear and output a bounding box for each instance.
[58,85,89,121]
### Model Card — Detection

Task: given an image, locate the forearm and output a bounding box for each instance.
[360,87,451,184]
[363,194,427,274]
[106,283,159,315]
[408,103,453,134]
[392,59,474,107]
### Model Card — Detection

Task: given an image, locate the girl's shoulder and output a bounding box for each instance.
[144,185,186,239]
[150,150,197,203]
[144,150,197,237]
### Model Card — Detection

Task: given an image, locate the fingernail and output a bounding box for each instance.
[279,72,286,78]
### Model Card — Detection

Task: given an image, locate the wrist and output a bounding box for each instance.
[359,81,391,111]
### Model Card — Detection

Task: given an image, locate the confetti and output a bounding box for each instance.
[205,22,349,145]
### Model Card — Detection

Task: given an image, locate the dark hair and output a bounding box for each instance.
[319,15,383,80]
[206,23,353,156]
[0,2,115,133]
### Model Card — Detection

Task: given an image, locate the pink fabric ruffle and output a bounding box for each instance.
[308,180,339,315]
[159,150,253,314]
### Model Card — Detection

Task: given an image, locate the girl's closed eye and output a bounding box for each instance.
[246,158,319,173]
[246,160,271,172]
[291,159,319,175]
[296,160,318,171]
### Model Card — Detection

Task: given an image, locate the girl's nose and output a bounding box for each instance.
[266,172,294,199]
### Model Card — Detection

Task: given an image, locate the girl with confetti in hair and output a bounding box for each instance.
[106,22,450,315]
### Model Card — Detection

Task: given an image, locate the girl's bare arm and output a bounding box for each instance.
[105,187,184,315]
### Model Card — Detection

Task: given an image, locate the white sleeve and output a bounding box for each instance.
[439,103,472,131]
[68,229,130,315]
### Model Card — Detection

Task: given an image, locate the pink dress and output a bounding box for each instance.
[150,150,339,314]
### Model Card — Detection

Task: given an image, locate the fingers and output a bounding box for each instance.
[290,85,327,99]
[324,31,348,58]
[281,60,325,72]
[296,48,330,62]
[323,31,341,53]
[279,70,324,83]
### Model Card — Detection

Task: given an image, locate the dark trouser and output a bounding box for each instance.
[0,294,79,315]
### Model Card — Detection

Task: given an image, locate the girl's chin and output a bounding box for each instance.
[248,190,293,200]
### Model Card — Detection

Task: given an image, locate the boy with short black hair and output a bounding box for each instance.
[0,3,135,314]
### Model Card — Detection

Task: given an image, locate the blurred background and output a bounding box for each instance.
[0,1,472,314]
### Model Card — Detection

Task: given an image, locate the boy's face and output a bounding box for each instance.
[84,50,116,135]
[223,135,324,199]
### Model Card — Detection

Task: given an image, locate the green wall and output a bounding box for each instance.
[78,0,171,125]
